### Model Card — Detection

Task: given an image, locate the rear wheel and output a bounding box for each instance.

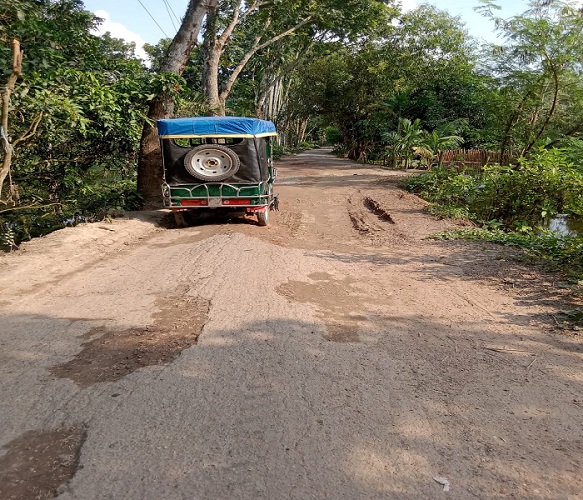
[173,211,188,228]
[256,210,269,226]
[173,210,202,227]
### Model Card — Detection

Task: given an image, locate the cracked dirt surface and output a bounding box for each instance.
[0,149,582,499]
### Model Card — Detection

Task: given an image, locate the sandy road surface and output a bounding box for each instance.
[0,149,582,499]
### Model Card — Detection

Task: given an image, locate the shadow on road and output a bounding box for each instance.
[0,308,581,498]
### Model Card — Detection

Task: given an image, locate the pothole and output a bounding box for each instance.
[51,292,210,387]
[0,427,86,500]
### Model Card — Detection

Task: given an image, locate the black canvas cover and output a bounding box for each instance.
[162,138,269,184]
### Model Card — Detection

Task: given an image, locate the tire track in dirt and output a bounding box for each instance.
[363,196,395,224]
[347,192,411,247]
[347,195,386,234]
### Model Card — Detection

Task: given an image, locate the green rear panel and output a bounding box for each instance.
[168,182,272,207]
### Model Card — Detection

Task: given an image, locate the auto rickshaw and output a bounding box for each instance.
[157,116,278,226]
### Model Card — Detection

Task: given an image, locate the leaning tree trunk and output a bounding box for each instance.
[137,0,216,208]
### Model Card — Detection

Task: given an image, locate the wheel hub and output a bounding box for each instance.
[192,149,232,176]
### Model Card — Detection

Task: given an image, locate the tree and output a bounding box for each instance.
[0,0,113,203]
[283,4,480,159]
[478,0,583,162]
[417,122,464,168]
[0,39,26,201]
[200,0,396,116]
[384,118,426,168]
[0,0,166,244]
[137,0,217,207]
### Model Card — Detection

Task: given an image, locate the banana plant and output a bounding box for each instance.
[383,118,426,169]
[419,129,464,168]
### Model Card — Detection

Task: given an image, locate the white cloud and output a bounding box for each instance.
[399,0,418,12]
[92,10,148,63]
[392,0,418,25]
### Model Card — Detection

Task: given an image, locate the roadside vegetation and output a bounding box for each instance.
[1,0,582,284]
[405,148,583,281]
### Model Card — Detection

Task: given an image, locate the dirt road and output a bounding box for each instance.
[1,149,582,499]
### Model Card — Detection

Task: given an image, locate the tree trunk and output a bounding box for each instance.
[137,0,216,208]
[499,82,538,165]
[522,63,560,157]
[201,7,224,115]
[0,39,23,202]
[257,75,282,122]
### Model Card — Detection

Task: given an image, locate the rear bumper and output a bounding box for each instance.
[163,181,274,209]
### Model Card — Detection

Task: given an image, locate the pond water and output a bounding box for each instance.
[545,215,583,237]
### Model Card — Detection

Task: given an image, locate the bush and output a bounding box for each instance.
[406,148,583,281]
[0,177,142,248]
[271,142,316,159]
[272,143,286,160]
[324,126,341,145]
[76,179,142,214]
[297,141,316,150]
[405,148,583,229]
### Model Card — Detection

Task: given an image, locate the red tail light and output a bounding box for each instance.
[180,199,208,206]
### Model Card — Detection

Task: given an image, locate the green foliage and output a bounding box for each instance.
[1,175,142,247]
[272,143,286,160]
[406,148,583,228]
[383,118,422,168]
[407,146,583,278]
[425,203,471,220]
[0,0,171,245]
[476,149,583,225]
[10,66,178,197]
[420,121,465,166]
[405,165,476,206]
[324,126,341,145]
[478,0,583,157]
[557,138,583,169]
[284,5,483,160]
[271,141,316,160]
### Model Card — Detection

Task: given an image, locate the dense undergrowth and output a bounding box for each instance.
[405,148,583,281]
[272,142,319,160]
[0,177,142,249]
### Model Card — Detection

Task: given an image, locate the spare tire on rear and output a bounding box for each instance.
[183,144,240,181]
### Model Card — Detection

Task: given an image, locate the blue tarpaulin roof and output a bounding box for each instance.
[157,116,277,137]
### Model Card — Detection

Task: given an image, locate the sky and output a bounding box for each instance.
[81,0,580,61]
